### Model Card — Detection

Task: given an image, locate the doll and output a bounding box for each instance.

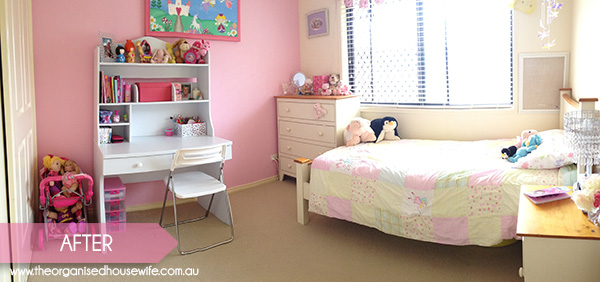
[124,39,136,63]
[115,45,125,63]
[42,155,65,196]
[48,202,86,234]
[61,160,81,197]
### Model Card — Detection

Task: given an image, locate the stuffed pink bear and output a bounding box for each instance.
[344,117,376,146]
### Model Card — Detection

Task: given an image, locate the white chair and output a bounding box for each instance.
[159,144,233,255]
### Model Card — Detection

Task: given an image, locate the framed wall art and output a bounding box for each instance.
[306,9,328,38]
[518,52,569,113]
[145,0,240,42]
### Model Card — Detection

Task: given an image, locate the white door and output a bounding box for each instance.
[0,0,38,281]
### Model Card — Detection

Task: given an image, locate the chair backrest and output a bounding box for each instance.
[171,144,227,171]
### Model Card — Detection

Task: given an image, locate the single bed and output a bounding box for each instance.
[294,90,589,246]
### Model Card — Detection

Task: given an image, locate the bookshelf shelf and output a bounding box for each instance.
[94,36,213,145]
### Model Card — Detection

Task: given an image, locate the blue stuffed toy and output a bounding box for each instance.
[370,116,400,143]
[508,134,542,163]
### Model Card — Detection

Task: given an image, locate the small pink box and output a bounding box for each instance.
[136,82,171,102]
[313,75,330,95]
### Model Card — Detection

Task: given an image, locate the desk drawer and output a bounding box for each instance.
[278,100,335,122]
[279,139,333,159]
[104,154,173,175]
[279,120,335,144]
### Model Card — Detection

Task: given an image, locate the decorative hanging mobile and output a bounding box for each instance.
[538,0,563,50]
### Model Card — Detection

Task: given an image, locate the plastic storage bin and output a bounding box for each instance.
[105,210,126,222]
[107,221,126,233]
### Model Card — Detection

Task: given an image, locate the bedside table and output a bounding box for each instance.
[517,185,600,282]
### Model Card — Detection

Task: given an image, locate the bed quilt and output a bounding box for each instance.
[308,137,576,246]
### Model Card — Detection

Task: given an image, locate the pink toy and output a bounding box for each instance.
[184,40,210,64]
[344,117,376,146]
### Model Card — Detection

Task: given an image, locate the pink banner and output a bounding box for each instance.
[0,223,177,263]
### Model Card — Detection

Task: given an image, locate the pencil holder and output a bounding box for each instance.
[174,122,206,137]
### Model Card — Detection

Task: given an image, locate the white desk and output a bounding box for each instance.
[93,135,233,224]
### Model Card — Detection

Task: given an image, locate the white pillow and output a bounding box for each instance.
[514,129,575,169]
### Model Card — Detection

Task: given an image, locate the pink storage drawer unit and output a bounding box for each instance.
[136,82,171,102]
[104,177,126,233]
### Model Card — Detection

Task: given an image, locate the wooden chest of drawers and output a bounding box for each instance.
[275,95,360,180]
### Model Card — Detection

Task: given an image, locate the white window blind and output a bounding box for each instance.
[345,0,513,108]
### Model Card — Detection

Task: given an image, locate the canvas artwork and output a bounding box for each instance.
[145,0,240,42]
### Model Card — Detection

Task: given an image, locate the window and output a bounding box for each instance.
[345,0,513,108]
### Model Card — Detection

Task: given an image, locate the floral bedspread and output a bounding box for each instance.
[308,138,576,246]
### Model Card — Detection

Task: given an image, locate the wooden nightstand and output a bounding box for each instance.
[517,185,600,282]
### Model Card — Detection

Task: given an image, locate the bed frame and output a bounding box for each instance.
[294,89,597,225]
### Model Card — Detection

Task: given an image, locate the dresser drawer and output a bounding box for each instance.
[279,120,335,144]
[104,154,173,175]
[279,139,333,159]
[278,100,335,122]
[279,155,297,176]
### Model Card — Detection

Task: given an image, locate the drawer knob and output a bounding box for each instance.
[285,107,290,112]
[287,146,292,150]
[286,128,291,132]
[135,162,143,168]
[318,131,324,136]
[287,164,292,168]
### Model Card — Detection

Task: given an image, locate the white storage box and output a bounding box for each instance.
[174,122,207,137]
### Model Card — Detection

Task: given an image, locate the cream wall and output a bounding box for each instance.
[571,0,600,102]
[299,0,573,140]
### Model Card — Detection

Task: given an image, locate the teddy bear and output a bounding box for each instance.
[370,116,400,143]
[501,129,538,159]
[151,48,171,64]
[344,117,377,146]
[172,39,191,63]
[329,74,341,94]
[320,83,332,95]
[508,134,542,163]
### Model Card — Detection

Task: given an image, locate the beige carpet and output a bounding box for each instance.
[29,178,523,282]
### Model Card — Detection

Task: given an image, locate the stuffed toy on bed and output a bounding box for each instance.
[344,117,376,146]
[501,129,538,159]
[508,134,542,163]
[370,116,400,143]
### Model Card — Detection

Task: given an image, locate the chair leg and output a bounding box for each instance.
[159,177,171,227]
[170,192,235,255]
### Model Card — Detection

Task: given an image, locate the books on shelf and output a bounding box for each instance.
[524,186,571,205]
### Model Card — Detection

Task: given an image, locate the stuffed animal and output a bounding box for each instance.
[320,83,332,95]
[370,116,400,143]
[172,39,190,64]
[501,129,538,159]
[344,117,376,146]
[151,48,171,64]
[47,201,86,234]
[508,134,542,163]
[165,42,177,64]
[329,74,341,94]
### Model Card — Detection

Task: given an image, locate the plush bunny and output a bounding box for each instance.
[151,48,171,64]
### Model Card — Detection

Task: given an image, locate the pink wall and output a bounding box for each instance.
[32,1,300,206]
